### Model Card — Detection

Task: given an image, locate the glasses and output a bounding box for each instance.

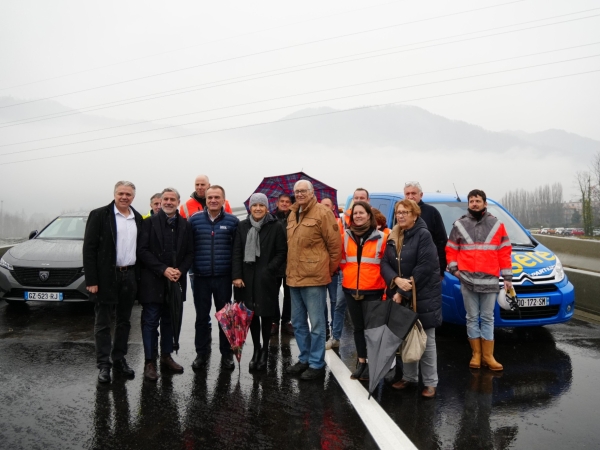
[395,210,411,216]
[294,189,311,195]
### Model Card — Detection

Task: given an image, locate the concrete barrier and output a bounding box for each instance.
[534,235,600,315]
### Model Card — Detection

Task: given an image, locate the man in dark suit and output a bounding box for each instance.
[83,181,143,383]
[137,187,194,381]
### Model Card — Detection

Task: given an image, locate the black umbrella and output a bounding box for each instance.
[363,299,418,397]
[165,279,184,354]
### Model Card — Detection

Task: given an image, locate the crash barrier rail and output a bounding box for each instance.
[533,235,600,315]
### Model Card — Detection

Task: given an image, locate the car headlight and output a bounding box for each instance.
[0,257,14,271]
[553,257,565,282]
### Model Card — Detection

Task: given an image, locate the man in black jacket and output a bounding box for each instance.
[83,181,143,383]
[272,193,294,335]
[137,188,194,381]
[404,181,448,276]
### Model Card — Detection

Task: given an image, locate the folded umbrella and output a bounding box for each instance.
[165,280,184,354]
[215,302,255,370]
[363,299,418,397]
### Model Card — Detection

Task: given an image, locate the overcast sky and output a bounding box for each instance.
[0,0,599,218]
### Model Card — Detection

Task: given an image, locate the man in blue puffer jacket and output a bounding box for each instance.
[188,185,239,370]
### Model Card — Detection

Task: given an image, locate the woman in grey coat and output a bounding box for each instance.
[232,193,287,371]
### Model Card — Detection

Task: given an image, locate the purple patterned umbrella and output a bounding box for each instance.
[244,171,339,216]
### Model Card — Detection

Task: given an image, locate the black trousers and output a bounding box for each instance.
[94,269,137,369]
[274,277,291,324]
[345,292,381,359]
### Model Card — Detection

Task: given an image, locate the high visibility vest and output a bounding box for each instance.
[180,197,233,219]
[340,228,387,293]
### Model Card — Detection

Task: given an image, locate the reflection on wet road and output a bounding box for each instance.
[1,294,599,449]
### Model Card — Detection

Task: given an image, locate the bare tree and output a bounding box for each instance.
[575,171,593,236]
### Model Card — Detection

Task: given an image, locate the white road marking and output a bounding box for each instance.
[325,350,417,450]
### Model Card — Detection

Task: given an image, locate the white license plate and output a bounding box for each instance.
[517,297,549,307]
[24,291,63,301]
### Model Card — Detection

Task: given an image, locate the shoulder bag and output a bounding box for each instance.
[401,276,428,363]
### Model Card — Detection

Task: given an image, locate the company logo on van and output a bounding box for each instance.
[511,251,556,275]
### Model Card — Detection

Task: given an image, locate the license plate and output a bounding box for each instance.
[517,297,549,307]
[24,291,63,301]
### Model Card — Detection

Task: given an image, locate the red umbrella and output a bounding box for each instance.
[215,302,254,368]
[243,171,339,217]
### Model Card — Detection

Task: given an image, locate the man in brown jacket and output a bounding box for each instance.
[285,180,342,380]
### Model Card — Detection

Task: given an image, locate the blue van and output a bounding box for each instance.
[347,193,575,328]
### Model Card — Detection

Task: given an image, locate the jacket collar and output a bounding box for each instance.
[290,196,317,214]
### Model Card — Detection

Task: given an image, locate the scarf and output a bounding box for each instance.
[468,207,486,222]
[244,215,268,263]
[350,221,370,237]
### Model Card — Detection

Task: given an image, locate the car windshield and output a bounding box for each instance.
[430,202,534,247]
[37,216,87,240]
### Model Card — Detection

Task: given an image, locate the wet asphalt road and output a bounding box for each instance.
[1,293,599,450]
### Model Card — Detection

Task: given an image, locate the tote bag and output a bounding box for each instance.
[401,277,428,363]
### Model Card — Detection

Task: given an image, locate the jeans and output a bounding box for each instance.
[325,272,347,340]
[93,269,136,369]
[193,275,232,356]
[275,277,291,324]
[141,303,174,360]
[345,292,380,359]
[461,285,497,340]
[290,286,327,369]
[402,327,438,387]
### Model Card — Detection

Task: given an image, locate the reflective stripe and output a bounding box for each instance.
[498,241,511,249]
[346,256,358,263]
[484,220,501,244]
[446,241,460,250]
[361,257,382,264]
[455,221,474,244]
[460,273,499,285]
[455,244,500,251]
[183,202,190,219]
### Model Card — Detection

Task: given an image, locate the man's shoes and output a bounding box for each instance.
[300,367,325,380]
[221,354,235,370]
[325,338,340,350]
[270,323,279,336]
[144,361,158,381]
[256,349,268,371]
[113,358,135,378]
[98,368,111,383]
[350,361,367,380]
[192,353,209,370]
[282,322,295,336]
[422,386,437,398]
[392,379,416,390]
[249,348,260,371]
[160,354,184,373]
[285,360,309,375]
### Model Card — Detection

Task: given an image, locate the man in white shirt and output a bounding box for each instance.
[83,181,143,383]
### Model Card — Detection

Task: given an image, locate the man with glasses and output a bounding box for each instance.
[404,182,448,277]
[285,180,342,380]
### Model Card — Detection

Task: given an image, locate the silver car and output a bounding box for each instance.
[0,213,89,304]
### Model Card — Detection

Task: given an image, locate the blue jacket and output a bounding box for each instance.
[189,208,239,277]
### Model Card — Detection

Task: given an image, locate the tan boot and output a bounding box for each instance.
[468,338,482,369]
[481,339,503,371]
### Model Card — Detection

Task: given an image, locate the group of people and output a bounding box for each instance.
[83,176,513,397]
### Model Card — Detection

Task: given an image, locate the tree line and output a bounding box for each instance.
[501,151,600,234]
[0,210,53,241]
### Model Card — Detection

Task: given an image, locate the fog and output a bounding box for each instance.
[0,0,599,221]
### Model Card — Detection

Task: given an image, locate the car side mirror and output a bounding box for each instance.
[28,230,38,240]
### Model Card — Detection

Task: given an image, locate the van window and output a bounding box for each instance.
[371,199,391,221]
[430,202,534,247]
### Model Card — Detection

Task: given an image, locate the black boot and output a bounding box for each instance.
[256,348,268,371]
[249,348,260,371]
[351,361,367,380]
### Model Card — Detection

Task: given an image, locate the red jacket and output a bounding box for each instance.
[446,211,512,293]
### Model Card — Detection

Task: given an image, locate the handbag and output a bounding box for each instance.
[401,277,428,363]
